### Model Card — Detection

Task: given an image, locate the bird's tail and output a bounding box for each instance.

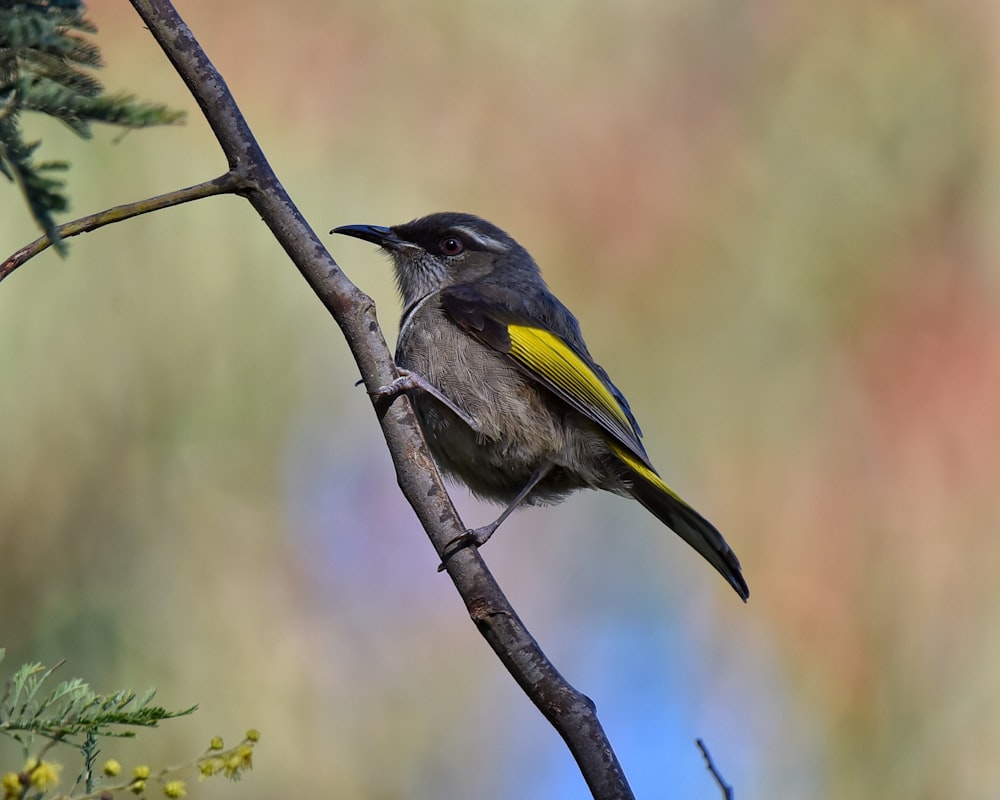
[611,443,749,601]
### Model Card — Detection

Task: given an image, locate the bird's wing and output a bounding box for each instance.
[440,284,653,468]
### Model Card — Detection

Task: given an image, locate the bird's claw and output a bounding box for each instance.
[368,370,415,401]
[435,523,499,572]
[370,369,476,428]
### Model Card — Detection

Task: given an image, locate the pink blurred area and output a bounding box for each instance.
[2,1,999,798]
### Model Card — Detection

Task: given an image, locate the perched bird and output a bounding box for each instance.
[332,213,748,600]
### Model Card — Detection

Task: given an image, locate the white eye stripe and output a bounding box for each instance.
[450,226,509,253]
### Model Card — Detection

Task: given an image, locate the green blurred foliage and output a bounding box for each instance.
[1,1,998,798]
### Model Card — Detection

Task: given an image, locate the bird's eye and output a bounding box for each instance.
[439,236,464,256]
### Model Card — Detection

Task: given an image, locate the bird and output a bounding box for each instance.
[331,212,748,600]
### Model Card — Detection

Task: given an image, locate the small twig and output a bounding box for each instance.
[696,738,734,800]
[82,731,99,794]
[1,172,244,283]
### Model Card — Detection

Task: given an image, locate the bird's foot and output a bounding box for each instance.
[370,369,476,428]
[436,521,501,572]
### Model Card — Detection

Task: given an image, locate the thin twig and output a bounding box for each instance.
[1,172,242,283]
[696,738,735,800]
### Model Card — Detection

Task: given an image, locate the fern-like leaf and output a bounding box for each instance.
[0,0,185,251]
[0,659,197,753]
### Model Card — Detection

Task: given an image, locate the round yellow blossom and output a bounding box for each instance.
[222,755,241,777]
[2,772,23,797]
[163,780,186,798]
[245,729,260,743]
[133,766,151,780]
[28,760,61,791]
[130,780,146,795]
[198,759,219,778]
[223,744,253,778]
[103,759,122,777]
[219,743,253,779]
[209,737,224,751]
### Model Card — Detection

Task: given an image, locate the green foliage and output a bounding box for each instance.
[0,0,185,252]
[0,651,196,754]
[0,651,258,800]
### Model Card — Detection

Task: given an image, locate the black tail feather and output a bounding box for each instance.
[625,465,749,601]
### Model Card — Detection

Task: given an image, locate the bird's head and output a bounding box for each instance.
[332,212,542,306]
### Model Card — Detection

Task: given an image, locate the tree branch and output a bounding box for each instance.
[0,173,242,283]
[697,738,735,800]
[118,1,636,798]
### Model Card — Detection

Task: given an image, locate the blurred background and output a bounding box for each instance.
[2,0,998,797]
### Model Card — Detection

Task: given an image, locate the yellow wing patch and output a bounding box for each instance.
[609,441,684,504]
[507,324,643,456]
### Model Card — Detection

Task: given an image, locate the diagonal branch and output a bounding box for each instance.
[3,1,638,797]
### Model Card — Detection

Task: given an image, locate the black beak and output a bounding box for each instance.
[331,224,412,251]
